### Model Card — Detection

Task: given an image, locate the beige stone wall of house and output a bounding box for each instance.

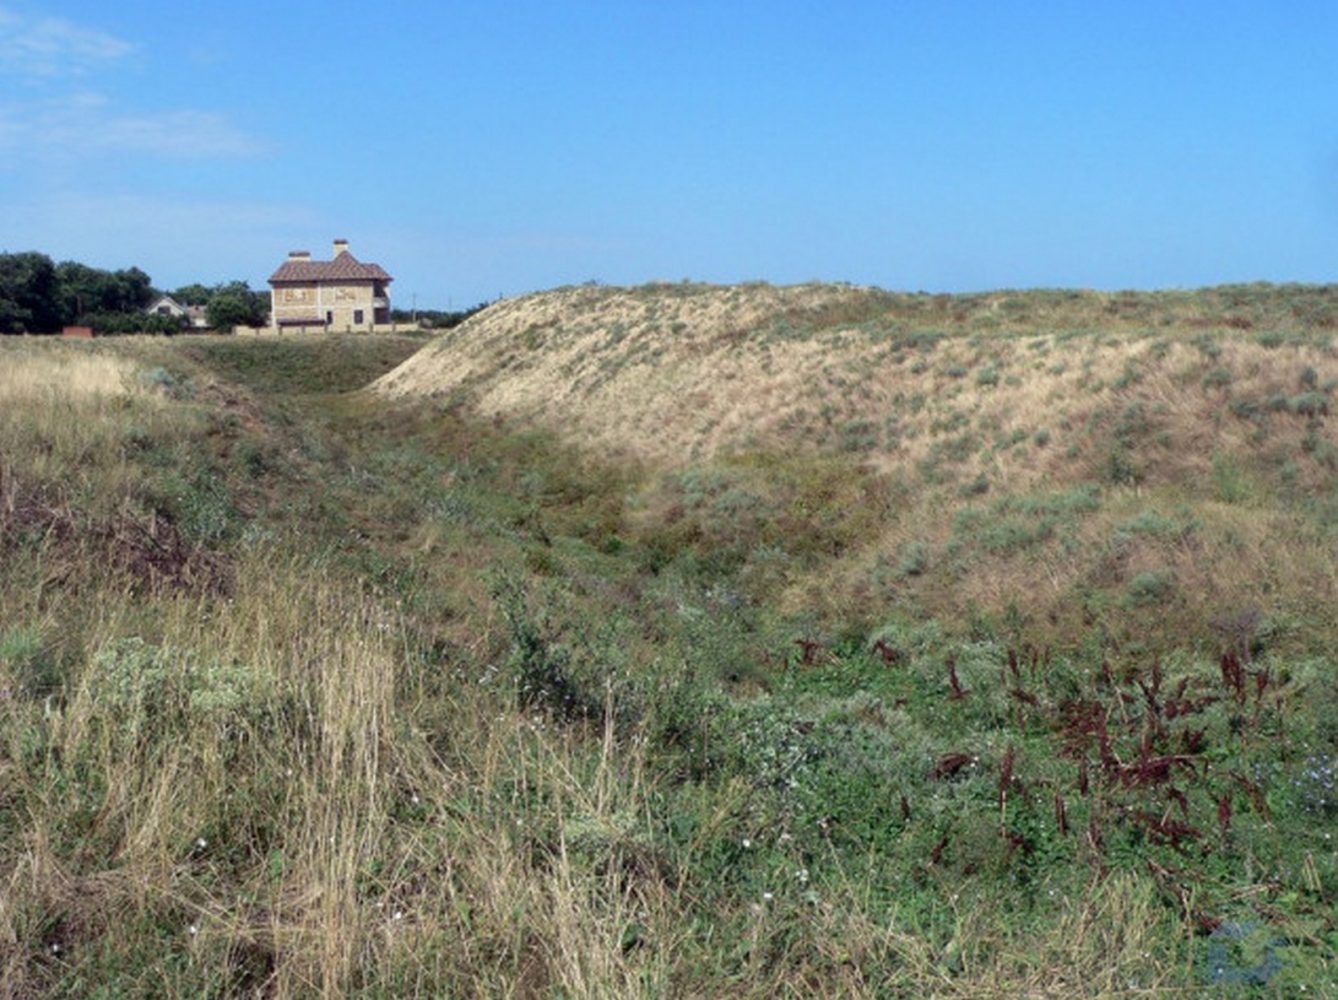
[271,282,390,331]
[270,283,319,326]
[320,282,377,330]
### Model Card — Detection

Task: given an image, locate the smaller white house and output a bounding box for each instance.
[145,295,208,328]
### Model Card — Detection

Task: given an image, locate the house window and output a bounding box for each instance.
[325,311,333,324]
[354,309,365,325]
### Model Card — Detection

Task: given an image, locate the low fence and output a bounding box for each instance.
[231,322,426,337]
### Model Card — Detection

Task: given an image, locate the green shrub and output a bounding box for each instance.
[1114,508,1196,542]
[1106,446,1141,485]
[1211,452,1250,503]
[1289,392,1328,417]
[138,365,193,399]
[493,576,601,722]
[0,626,56,696]
[952,486,1102,557]
[840,419,879,452]
[958,474,990,497]
[1113,361,1143,389]
[79,637,273,761]
[897,541,930,577]
[1126,570,1174,606]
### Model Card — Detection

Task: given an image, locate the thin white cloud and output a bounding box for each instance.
[0,92,266,159]
[0,8,134,77]
[0,11,265,161]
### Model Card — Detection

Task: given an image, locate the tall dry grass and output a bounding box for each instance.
[0,345,144,402]
[0,543,688,997]
[0,342,170,501]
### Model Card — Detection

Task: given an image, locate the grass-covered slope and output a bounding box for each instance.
[2,310,1337,997]
[375,281,1338,463]
[380,281,1338,653]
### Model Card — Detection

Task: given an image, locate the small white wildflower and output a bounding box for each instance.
[796,868,809,884]
[762,891,774,902]
[49,943,62,955]
[194,837,207,850]
[188,924,199,936]
[778,832,792,844]
[392,910,404,921]
[411,794,421,806]
[741,837,752,849]
[375,901,385,910]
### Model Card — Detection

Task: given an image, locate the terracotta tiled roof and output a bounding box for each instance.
[269,252,392,284]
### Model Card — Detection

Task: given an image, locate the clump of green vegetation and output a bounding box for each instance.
[951,485,1102,557]
[896,540,930,577]
[1126,569,1175,606]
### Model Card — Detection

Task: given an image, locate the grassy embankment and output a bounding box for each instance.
[2,287,1337,997]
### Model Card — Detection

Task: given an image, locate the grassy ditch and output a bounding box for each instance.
[1,330,1335,996]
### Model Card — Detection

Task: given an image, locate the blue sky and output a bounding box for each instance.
[2,2,1336,307]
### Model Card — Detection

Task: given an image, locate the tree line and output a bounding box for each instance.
[0,251,268,334]
[389,301,491,329]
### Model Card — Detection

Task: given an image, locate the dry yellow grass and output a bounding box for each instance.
[0,341,174,508]
[375,283,1338,482]
[0,346,146,404]
[376,282,884,463]
[376,281,1338,650]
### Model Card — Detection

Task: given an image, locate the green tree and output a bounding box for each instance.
[205,282,268,330]
[0,252,62,333]
[172,283,214,307]
[54,262,153,322]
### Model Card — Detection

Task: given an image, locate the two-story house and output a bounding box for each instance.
[268,239,392,332]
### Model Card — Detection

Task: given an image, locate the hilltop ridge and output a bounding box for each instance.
[375,279,1338,467]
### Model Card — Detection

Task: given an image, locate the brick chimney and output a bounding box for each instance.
[333,239,350,257]
[288,250,311,262]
